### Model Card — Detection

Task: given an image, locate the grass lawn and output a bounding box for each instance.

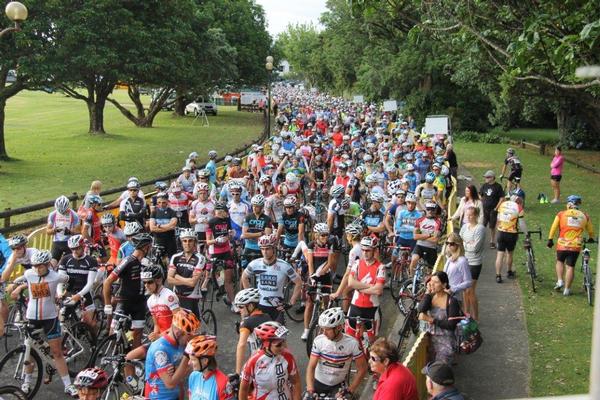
[493,128,559,143]
[0,90,262,210]
[455,141,599,397]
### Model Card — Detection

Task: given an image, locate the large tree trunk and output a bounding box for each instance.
[107,86,173,128]
[87,98,106,134]
[0,99,7,160]
[174,95,186,116]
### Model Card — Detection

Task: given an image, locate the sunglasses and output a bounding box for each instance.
[446,242,457,246]
[369,355,381,362]
[319,234,329,237]
[129,189,139,192]
[181,239,196,243]
[272,341,286,348]
[143,281,156,285]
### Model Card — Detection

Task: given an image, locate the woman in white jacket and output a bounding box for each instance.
[451,184,484,226]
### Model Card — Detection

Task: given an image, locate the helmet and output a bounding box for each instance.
[406,163,415,171]
[31,250,52,265]
[188,152,199,160]
[345,223,362,238]
[185,335,218,358]
[370,192,385,203]
[234,288,261,306]
[340,196,350,208]
[425,172,436,183]
[363,154,373,162]
[172,309,200,334]
[196,182,210,192]
[567,195,582,208]
[87,195,103,205]
[179,228,197,240]
[197,169,210,178]
[55,195,70,214]
[330,185,345,198]
[123,221,143,236]
[435,156,445,164]
[258,234,278,248]
[251,194,266,207]
[355,166,366,175]
[131,233,153,249]
[277,183,289,196]
[208,150,217,159]
[141,264,163,281]
[365,174,377,184]
[338,162,348,170]
[318,307,345,328]
[313,223,329,235]
[283,196,297,207]
[360,236,377,249]
[425,201,437,210]
[405,193,417,203]
[214,201,228,211]
[507,148,515,155]
[100,213,116,225]
[441,165,450,177]
[228,182,243,193]
[67,234,85,249]
[254,321,289,342]
[225,155,233,163]
[259,175,271,184]
[405,153,414,161]
[432,163,441,170]
[385,166,397,174]
[155,181,168,191]
[127,180,141,190]
[8,234,27,249]
[74,367,109,389]
[285,172,298,183]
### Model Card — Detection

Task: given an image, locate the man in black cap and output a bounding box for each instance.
[422,361,464,400]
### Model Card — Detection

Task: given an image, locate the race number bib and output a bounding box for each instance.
[30,282,51,299]
[567,217,582,228]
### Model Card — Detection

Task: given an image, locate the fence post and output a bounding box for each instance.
[3,208,10,230]
[71,192,78,210]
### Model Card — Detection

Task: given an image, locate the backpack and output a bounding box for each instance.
[456,316,483,354]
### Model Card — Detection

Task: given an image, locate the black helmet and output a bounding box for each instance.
[131,233,153,249]
[214,201,228,211]
[141,264,163,281]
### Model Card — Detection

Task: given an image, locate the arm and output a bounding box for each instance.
[298,222,305,243]
[548,215,560,240]
[241,269,251,289]
[239,379,250,400]
[1,254,18,282]
[290,369,301,400]
[359,281,384,296]
[235,329,251,374]
[450,260,472,294]
[156,355,191,389]
[289,274,302,305]
[241,225,262,240]
[348,355,368,394]
[435,297,461,330]
[103,273,118,306]
[166,267,200,287]
[46,221,56,236]
[73,269,97,300]
[305,355,319,393]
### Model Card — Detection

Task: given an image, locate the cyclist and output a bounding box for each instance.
[177,165,197,194]
[117,221,143,263]
[301,223,340,340]
[100,213,126,266]
[500,148,523,190]
[346,236,385,344]
[240,321,301,400]
[265,183,288,230]
[547,195,595,296]
[74,367,109,400]
[196,168,218,201]
[277,195,306,259]
[495,195,527,283]
[149,192,178,259]
[409,201,442,274]
[233,288,271,378]
[390,193,422,273]
[186,335,234,400]
[105,177,145,210]
[119,181,147,226]
[306,307,368,398]
[479,170,504,249]
[362,192,387,238]
[226,182,250,242]
[241,234,302,322]
[144,309,198,399]
[144,263,180,340]
[327,185,350,240]
[415,172,440,211]
[11,250,78,397]
[47,195,80,267]
[189,182,215,253]
[82,195,108,262]
[57,234,98,331]
[103,233,152,349]
[167,229,205,318]
[331,223,363,312]
[241,194,273,267]
[168,181,193,228]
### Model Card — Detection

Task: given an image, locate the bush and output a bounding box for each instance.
[453,131,510,144]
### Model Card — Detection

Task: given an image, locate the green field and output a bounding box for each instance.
[0,90,262,209]
[455,141,599,396]
[493,128,559,143]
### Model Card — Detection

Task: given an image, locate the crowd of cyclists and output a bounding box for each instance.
[0,83,595,400]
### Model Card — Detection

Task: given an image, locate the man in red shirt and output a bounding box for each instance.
[315,117,328,134]
[331,125,343,147]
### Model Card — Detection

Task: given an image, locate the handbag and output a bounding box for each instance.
[456,315,483,354]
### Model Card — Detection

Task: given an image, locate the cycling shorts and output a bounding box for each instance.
[178,297,200,320]
[209,252,235,270]
[557,250,580,267]
[30,318,62,340]
[551,175,562,182]
[242,249,262,269]
[508,170,522,181]
[413,245,438,267]
[393,238,416,256]
[314,379,343,397]
[257,304,285,324]
[307,274,332,298]
[496,231,518,252]
[51,241,71,261]
[346,305,378,333]
[114,299,146,329]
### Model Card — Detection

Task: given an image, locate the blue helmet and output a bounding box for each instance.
[425,172,436,183]
[566,195,582,208]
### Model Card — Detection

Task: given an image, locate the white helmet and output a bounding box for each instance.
[330,185,345,198]
[405,193,417,203]
[196,182,210,192]
[283,196,297,207]
[179,228,197,239]
[234,288,261,306]
[208,150,217,159]
[251,194,266,207]
[318,307,345,328]
[406,163,415,171]
[124,221,143,236]
[67,234,85,249]
[313,223,329,235]
[55,195,70,214]
[31,249,52,265]
[363,154,373,162]
[365,174,377,184]
[285,172,298,183]
[370,192,385,203]
[259,175,271,184]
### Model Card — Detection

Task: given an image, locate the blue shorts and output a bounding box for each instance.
[393,237,416,256]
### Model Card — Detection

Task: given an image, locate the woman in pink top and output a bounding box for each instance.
[550,146,564,204]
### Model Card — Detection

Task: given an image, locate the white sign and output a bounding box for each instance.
[424,115,451,135]
[353,95,364,104]
[383,100,398,112]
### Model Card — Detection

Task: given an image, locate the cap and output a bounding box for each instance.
[483,170,495,178]
[421,361,455,386]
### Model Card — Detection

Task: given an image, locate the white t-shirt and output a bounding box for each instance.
[18,269,68,320]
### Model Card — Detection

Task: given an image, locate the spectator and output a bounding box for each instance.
[419,271,462,364]
[550,145,564,204]
[445,144,458,179]
[369,337,418,400]
[479,170,504,249]
[459,207,485,320]
[443,233,472,305]
[422,361,465,400]
[451,185,484,226]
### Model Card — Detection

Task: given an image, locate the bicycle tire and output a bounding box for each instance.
[6,303,25,326]
[2,323,24,354]
[63,322,96,377]
[397,280,417,316]
[0,345,43,399]
[305,323,320,357]
[283,283,304,323]
[389,260,408,301]
[397,308,417,359]
[201,309,218,336]
[102,381,134,400]
[0,385,28,400]
[88,334,127,371]
[526,249,537,293]
[585,266,594,306]
[93,296,108,338]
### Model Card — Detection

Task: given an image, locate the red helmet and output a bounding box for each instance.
[74,367,109,389]
[254,321,289,343]
[258,234,278,249]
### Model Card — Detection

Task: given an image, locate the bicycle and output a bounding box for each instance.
[283,259,308,323]
[2,289,27,353]
[396,292,420,359]
[582,243,595,306]
[0,385,27,400]
[57,299,97,376]
[87,312,134,374]
[387,244,411,301]
[397,258,431,316]
[304,282,333,356]
[99,354,145,400]
[519,229,542,292]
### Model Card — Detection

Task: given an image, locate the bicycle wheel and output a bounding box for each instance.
[0,346,43,399]
[88,334,127,372]
[585,267,594,306]
[283,282,304,323]
[526,250,537,293]
[305,323,321,358]
[0,385,28,400]
[2,323,24,354]
[63,322,96,377]
[397,308,417,359]
[102,381,135,400]
[200,309,217,336]
[6,303,25,325]
[389,261,408,301]
[93,296,108,339]
[397,280,417,316]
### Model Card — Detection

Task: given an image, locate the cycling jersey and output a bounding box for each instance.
[312,165,326,182]
[245,258,299,307]
[206,217,232,255]
[334,175,351,189]
[117,241,135,264]
[188,369,233,400]
[168,252,204,298]
[168,192,192,213]
[403,173,420,193]
[311,333,362,386]
[348,243,362,266]
[147,286,179,333]
[308,236,341,272]
[16,269,68,320]
[111,255,144,301]
[281,211,305,248]
[105,229,126,265]
[415,216,442,249]
[150,207,177,246]
[265,195,284,226]
[328,199,348,234]
[239,311,272,355]
[47,209,80,242]
[416,184,437,203]
[177,173,196,193]
[395,209,422,240]
[58,253,97,293]
[347,176,363,203]
[145,334,184,400]
[549,209,594,252]
[84,209,103,244]
[119,196,146,226]
[0,234,11,273]
[504,155,523,173]
[496,201,523,234]
[243,213,272,251]
[362,209,385,230]
[228,201,251,239]
[206,159,217,184]
[190,199,214,233]
[349,258,385,308]
[241,349,298,400]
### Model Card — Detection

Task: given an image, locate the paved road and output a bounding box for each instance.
[0,260,400,399]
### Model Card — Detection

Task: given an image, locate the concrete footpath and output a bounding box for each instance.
[452,168,530,399]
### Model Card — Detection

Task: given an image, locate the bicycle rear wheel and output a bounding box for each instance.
[389,261,408,301]
[2,324,24,354]
[201,309,217,336]
[397,311,415,359]
[88,334,127,371]
[585,267,594,306]
[526,250,537,293]
[0,385,28,400]
[397,280,417,316]
[64,322,96,377]
[0,346,43,399]
[283,283,304,323]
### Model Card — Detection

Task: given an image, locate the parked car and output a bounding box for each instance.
[185,96,218,116]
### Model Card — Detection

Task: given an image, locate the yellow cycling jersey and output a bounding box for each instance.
[497,200,523,233]
[548,209,595,252]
